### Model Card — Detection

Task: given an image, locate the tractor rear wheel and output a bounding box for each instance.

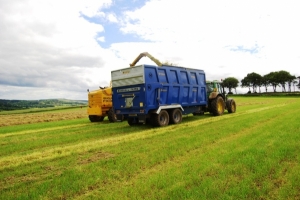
[153,110,169,127]
[107,108,117,122]
[169,109,182,124]
[226,99,236,113]
[210,96,225,116]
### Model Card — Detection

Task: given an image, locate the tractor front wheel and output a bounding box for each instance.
[226,99,236,113]
[210,96,225,116]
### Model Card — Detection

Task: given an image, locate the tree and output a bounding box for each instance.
[241,72,262,93]
[297,76,300,89]
[241,77,251,93]
[261,75,270,92]
[222,77,239,94]
[293,80,298,92]
[265,72,280,92]
[286,74,296,92]
[277,70,294,92]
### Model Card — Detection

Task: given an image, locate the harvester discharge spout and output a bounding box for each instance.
[130,52,162,67]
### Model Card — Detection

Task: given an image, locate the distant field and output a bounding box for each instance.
[0,106,87,127]
[0,97,299,199]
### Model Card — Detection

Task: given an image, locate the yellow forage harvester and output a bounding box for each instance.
[87,84,117,122]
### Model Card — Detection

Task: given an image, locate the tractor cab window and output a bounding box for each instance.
[216,83,226,94]
[206,83,213,92]
[216,83,222,93]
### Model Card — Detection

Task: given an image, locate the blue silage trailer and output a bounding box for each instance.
[111,64,209,127]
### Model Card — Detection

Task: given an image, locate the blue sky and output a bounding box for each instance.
[229,44,260,54]
[0,0,299,100]
[81,0,150,48]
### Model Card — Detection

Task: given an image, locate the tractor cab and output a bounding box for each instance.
[205,80,236,116]
[206,80,225,98]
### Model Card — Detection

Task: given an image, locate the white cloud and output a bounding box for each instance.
[0,0,299,100]
[0,0,121,99]
[107,13,118,23]
[97,36,105,42]
[117,0,300,78]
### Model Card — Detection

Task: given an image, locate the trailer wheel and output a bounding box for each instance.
[116,114,125,122]
[226,99,236,113]
[89,115,104,122]
[211,96,225,116]
[107,108,117,122]
[127,118,141,126]
[149,114,157,126]
[146,117,152,125]
[169,109,182,124]
[154,110,169,127]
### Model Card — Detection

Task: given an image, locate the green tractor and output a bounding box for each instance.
[205,80,236,116]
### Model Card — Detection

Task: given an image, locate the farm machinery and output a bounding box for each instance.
[111,52,237,127]
[87,85,117,122]
[88,52,236,126]
[205,80,236,116]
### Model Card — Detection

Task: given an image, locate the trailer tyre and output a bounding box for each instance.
[211,96,225,116]
[154,110,169,127]
[149,114,157,126]
[169,109,182,124]
[108,108,117,123]
[128,118,141,126]
[226,99,236,113]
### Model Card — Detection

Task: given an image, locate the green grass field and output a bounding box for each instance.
[0,97,299,199]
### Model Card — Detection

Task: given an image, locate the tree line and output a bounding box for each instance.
[0,99,87,111]
[221,70,299,94]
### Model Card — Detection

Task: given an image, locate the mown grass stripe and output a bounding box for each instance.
[0,124,91,138]
[0,103,289,171]
[74,104,299,199]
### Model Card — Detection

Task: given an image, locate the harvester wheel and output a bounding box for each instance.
[153,110,169,127]
[88,115,95,122]
[211,96,225,116]
[89,115,104,122]
[226,99,236,113]
[169,109,182,124]
[108,108,117,123]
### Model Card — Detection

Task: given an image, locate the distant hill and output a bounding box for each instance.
[0,99,88,111]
